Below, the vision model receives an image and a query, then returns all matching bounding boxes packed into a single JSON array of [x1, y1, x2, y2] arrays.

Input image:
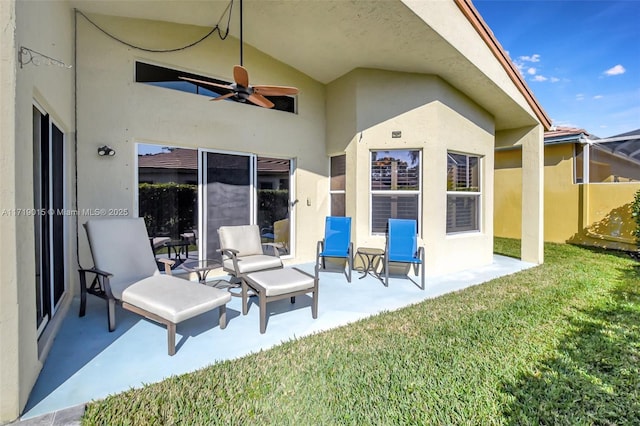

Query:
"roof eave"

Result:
[[454, 0, 552, 130]]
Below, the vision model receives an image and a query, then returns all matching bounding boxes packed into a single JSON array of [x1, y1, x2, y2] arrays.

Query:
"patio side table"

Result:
[[355, 247, 384, 279], [180, 259, 236, 291], [164, 240, 191, 267]]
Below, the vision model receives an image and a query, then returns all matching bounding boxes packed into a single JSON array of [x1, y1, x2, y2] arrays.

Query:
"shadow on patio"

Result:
[[22, 256, 535, 420]]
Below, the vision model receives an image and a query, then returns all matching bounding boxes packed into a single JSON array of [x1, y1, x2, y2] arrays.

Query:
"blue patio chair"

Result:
[[383, 219, 425, 290], [315, 216, 353, 282]]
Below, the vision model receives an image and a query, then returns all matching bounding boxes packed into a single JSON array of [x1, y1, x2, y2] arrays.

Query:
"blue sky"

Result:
[[474, 0, 639, 137]]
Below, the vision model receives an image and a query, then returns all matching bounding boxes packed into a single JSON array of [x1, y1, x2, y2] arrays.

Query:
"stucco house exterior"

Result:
[[495, 127, 640, 251], [0, 0, 550, 421]]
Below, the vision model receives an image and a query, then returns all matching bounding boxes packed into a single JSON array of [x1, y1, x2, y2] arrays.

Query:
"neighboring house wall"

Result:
[[543, 144, 581, 243], [569, 183, 640, 251], [495, 143, 640, 251], [1, 0, 75, 422], [493, 148, 522, 239]]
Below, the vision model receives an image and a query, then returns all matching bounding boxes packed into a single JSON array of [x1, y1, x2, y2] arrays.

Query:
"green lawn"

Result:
[[83, 239, 640, 425]]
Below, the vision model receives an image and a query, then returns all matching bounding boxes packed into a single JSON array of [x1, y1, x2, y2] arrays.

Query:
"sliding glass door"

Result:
[[138, 145, 293, 263], [33, 105, 66, 336]]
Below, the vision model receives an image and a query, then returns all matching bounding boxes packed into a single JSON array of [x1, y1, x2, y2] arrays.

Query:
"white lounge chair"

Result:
[[79, 218, 231, 355]]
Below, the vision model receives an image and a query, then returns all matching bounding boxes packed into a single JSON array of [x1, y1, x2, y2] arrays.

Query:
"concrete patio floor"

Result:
[[19, 255, 536, 423]]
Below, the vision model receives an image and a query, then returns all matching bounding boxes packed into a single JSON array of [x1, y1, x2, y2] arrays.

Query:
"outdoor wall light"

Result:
[[97, 145, 115, 157]]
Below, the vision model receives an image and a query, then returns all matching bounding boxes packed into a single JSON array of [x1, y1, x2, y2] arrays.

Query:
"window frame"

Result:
[[446, 151, 482, 235], [369, 149, 422, 235], [329, 154, 346, 217], [134, 61, 297, 114]]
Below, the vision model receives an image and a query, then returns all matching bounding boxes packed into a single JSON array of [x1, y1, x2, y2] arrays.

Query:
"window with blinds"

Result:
[[330, 155, 346, 216], [446, 152, 481, 233], [370, 150, 421, 234]]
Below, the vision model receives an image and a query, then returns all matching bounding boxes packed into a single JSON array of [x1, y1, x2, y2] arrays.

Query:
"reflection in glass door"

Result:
[[256, 157, 292, 254], [200, 151, 254, 260]]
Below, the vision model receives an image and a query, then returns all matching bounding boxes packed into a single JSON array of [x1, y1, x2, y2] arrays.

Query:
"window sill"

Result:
[[445, 230, 482, 239]]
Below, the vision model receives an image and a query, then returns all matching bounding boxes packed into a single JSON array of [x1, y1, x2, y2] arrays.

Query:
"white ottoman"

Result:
[[243, 267, 318, 333]]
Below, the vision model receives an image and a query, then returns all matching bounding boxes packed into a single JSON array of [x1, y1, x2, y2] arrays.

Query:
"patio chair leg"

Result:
[[219, 305, 227, 329], [242, 279, 249, 315], [312, 290, 318, 319], [384, 259, 389, 287], [419, 247, 426, 290], [107, 298, 116, 332], [259, 293, 267, 334], [167, 322, 176, 356], [79, 271, 87, 317]]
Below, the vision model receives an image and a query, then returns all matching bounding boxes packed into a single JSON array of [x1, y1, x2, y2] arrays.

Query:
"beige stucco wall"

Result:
[[0, 1, 19, 422], [492, 126, 545, 263], [75, 14, 328, 270], [328, 69, 495, 276], [1, 0, 75, 422]]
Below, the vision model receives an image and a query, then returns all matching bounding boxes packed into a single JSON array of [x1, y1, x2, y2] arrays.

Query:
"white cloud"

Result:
[[554, 120, 583, 129], [576, 93, 585, 101], [593, 95, 603, 100], [604, 64, 626, 76], [532, 75, 547, 82], [550, 77, 560, 83], [519, 54, 541, 63], [527, 67, 537, 75]]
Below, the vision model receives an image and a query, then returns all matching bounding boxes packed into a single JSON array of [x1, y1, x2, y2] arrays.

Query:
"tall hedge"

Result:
[[139, 184, 289, 238], [632, 189, 640, 248], [257, 189, 289, 230], [139, 183, 197, 238]]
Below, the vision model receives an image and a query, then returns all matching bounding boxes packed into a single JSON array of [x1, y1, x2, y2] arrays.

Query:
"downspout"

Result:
[[73, 9, 81, 269], [579, 135, 591, 232]]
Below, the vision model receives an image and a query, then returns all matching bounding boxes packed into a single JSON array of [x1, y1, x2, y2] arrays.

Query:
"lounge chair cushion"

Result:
[[151, 236, 170, 249], [85, 218, 161, 293], [223, 254, 283, 274], [218, 224, 264, 257], [246, 268, 315, 297], [122, 275, 231, 324]]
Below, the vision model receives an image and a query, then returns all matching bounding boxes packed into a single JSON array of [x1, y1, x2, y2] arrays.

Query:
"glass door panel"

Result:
[[200, 151, 254, 260], [256, 157, 292, 255], [137, 144, 199, 265]]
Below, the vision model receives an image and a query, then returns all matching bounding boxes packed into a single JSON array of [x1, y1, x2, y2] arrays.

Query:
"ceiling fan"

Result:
[[180, 0, 299, 108]]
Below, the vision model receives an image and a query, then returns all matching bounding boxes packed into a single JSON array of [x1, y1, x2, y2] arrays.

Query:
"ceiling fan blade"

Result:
[[253, 85, 299, 96], [179, 76, 233, 92], [248, 93, 275, 109], [233, 65, 250, 88], [210, 92, 236, 101]]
